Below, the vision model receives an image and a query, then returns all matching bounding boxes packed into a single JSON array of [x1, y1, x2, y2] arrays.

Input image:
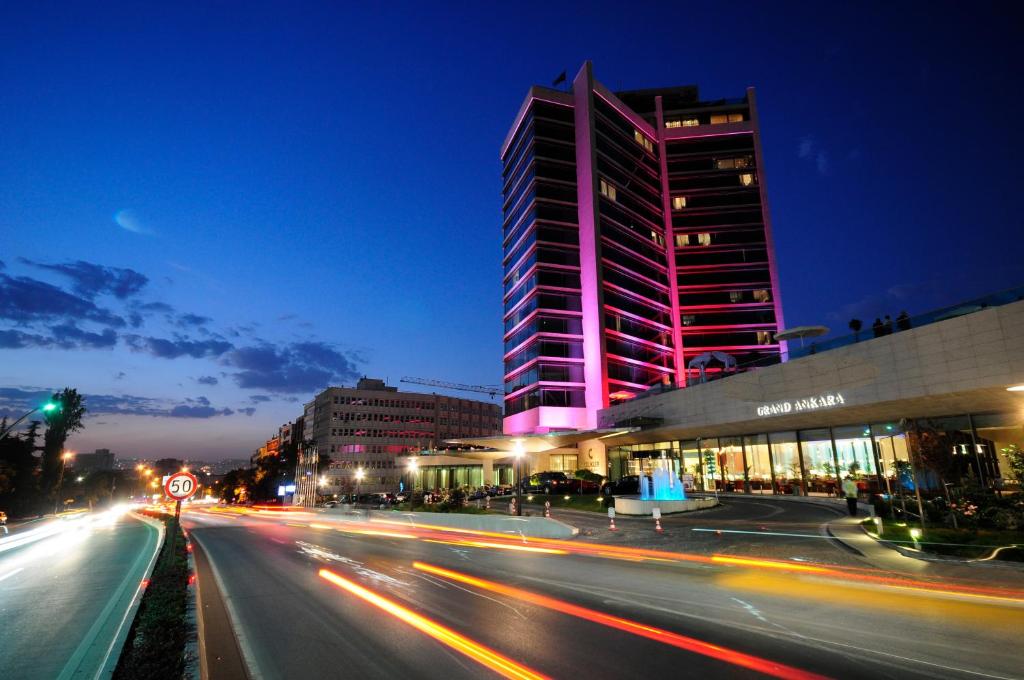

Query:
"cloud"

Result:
[[249, 394, 272, 403], [196, 375, 219, 385], [21, 259, 148, 300], [238, 407, 257, 416], [0, 329, 53, 349], [114, 209, 154, 235], [114, 372, 127, 380], [170, 405, 233, 418], [125, 334, 234, 359], [177, 313, 211, 327], [49, 323, 118, 349], [0, 273, 126, 327], [797, 136, 829, 176], [0, 386, 237, 420], [226, 341, 360, 393], [0, 324, 117, 350]]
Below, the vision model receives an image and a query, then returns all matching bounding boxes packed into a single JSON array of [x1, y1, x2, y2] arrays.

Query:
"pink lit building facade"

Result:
[[502, 62, 785, 436]]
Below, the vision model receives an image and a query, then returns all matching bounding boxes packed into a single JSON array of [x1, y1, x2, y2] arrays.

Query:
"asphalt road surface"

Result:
[[184, 501, 1024, 680], [0, 509, 161, 680]]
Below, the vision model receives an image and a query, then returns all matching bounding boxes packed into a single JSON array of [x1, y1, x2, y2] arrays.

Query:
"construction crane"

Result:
[[400, 376, 502, 400]]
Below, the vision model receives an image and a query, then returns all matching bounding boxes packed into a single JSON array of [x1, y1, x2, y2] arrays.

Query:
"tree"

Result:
[[0, 422, 42, 516], [1001, 444, 1024, 486], [40, 388, 86, 502], [848, 318, 863, 341]]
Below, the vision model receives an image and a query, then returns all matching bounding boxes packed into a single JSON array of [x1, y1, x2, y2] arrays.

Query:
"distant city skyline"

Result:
[[1, 2, 1020, 459]]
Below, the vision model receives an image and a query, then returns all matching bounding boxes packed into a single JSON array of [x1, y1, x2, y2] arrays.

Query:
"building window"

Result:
[[753, 289, 771, 303], [682, 315, 696, 326], [675, 233, 712, 247], [599, 178, 617, 202], [666, 118, 699, 128], [650, 229, 664, 247], [672, 196, 687, 210], [757, 331, 773, 345], [633, 129, 653, 152], [710, 113, 744, 125], [739, 173, 756, 187], [730, 290, 744, 303]]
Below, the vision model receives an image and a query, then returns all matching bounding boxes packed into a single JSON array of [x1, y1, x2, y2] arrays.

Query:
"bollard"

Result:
[[653, 507, 663, 532], [485, 495, 490, 511], [608, 506, 617, 531], [544, 500, 551, 518]]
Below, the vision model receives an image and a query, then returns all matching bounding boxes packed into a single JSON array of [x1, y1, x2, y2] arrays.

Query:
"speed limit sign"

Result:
[[164, 471, 199, 501]]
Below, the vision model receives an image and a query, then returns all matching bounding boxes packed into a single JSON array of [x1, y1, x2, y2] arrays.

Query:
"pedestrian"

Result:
[[841, 477, 859, 516], [883, 315, 893, 335], [896, 310, 911, 331], [871, 318, 883, 338]]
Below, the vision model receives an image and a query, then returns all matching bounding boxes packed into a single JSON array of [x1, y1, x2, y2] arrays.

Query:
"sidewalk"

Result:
[[825, 513, 1024, 587]]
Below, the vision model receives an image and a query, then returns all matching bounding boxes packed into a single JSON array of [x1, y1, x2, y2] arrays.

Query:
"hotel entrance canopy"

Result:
[[444, 428, 634, 455]]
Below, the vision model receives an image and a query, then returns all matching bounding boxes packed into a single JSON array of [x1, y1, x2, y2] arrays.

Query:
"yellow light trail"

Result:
[[422, 539, 569, 555], [412, 562, 830, 680], [318, 568, 549, 680]]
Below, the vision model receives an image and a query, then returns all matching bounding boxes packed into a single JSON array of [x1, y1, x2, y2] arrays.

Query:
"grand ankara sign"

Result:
[[757, 393, 846, 417]]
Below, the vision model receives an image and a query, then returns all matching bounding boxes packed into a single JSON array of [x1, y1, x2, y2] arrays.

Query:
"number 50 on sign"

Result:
[[164, 471, 198, 501]]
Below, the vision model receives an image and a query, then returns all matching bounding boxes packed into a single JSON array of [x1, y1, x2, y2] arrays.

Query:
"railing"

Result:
[[787, 284, 1024, 360]]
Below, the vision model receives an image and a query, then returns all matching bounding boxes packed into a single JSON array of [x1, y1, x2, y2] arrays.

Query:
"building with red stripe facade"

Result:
[[502, 62, 786, 436]]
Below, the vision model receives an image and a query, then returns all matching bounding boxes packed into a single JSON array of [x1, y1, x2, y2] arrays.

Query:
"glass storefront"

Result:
[[607, 412, 1023, 497]]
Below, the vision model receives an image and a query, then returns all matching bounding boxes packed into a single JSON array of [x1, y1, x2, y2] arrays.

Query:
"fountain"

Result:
[[638, 462, 687, 501], [615, 457, 716, 515]]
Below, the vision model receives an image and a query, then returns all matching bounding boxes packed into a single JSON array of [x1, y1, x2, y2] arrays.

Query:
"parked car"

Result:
[[601, 475, 640, 497], [0, 510, 7, 525], [520, 472, 577, 494]]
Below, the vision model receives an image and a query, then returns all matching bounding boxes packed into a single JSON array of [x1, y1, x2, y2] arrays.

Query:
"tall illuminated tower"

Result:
[[501, 62, 785, 435]]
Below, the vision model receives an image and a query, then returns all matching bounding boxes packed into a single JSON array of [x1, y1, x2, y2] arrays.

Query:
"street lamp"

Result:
[[407, 458, 419, 494], [513, 440, 525, 517], [0, 400, 60, 439], [54, 450, 74, 514], [355, 468, 365, 505]]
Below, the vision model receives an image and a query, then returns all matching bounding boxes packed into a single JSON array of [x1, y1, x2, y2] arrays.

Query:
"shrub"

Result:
[[113, 516, 189, 680]]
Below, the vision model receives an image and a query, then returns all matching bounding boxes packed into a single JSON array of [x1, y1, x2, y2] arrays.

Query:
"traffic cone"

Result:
[[544, 501, 551, 518], [609, 517, 617, 531], [655, 517, 663, 532]]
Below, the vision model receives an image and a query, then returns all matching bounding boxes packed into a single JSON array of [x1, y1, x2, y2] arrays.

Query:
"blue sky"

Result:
[[1, 1, 1020, 459]]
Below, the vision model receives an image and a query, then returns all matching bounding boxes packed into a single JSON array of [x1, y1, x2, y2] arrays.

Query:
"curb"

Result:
[[93, 512, 165, 679]]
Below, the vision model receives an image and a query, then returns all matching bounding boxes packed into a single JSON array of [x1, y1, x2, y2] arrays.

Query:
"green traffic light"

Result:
[[42, 402, 59, 413]]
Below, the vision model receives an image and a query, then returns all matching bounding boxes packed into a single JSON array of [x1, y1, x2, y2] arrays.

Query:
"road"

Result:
[[184, 501, 1024, 680], [0, 509, 161, 680]]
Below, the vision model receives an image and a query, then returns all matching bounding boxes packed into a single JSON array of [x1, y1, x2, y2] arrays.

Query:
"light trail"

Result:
[[318, 568, 549, 680], [422, 539, 569, 555], [218, 511, 1024, 601], [412, 562, 830, 680], [692, 527, 830, 540]]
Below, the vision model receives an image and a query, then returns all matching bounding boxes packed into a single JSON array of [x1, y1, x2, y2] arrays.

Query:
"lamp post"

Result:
[[513, 440, 525, 517], [0, 401, 59, 440], [53, 450, 74, 514], [407, 458, 419, 496]]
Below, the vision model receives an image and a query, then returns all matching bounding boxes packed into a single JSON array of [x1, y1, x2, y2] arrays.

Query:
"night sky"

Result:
[[1, 2, 1020, 460]]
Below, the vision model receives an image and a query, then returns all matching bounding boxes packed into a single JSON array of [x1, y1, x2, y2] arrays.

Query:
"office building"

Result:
[[71, 448, 116, 472], [502, 62, 785, 437], [309, 378, 502, 493]]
